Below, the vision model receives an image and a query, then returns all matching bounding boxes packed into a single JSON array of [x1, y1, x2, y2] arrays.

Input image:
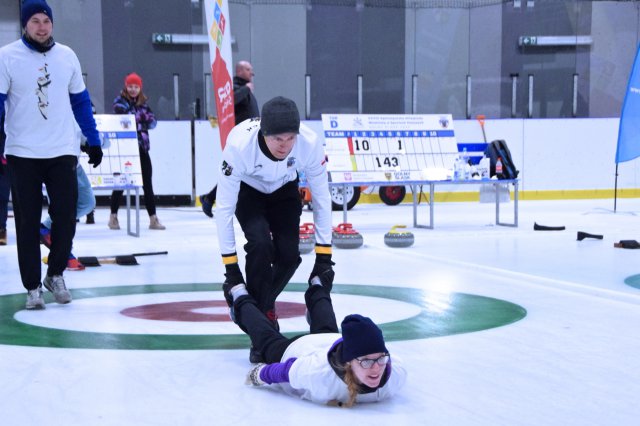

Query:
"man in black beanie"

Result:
[[215, 96, 333, 362], [0, 0, 102, 309]]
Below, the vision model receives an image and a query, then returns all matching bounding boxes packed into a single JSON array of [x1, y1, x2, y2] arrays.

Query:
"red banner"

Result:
[[212, 49, 235, 149]]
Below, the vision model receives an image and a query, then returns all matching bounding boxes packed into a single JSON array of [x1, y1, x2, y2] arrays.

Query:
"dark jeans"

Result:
[[235, 180, 302, 314], [7, 155, 77, 290], [235, 284, 339, 363], [111, 145, 156, 216]]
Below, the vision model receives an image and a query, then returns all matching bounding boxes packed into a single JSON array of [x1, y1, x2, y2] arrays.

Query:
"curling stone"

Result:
[[332, 223, 364, 249], [384, 225, 414, 248], [299, 223, 316, 254]]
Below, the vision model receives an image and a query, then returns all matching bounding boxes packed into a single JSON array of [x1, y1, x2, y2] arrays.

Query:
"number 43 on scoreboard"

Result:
[[321, 114, 459, 184]]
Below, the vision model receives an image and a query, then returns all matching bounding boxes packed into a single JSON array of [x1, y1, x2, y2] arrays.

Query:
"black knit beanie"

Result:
[[340, 314, 388, 363], [260, 96, 300, 136]]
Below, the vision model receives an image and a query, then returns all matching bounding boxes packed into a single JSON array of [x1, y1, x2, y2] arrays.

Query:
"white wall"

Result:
[[455, 117, 638, 193], [193, 120, 222, 196], [148, 121, 193, 195]]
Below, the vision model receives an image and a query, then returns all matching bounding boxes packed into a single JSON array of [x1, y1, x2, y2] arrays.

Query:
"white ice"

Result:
[[1, 197, 639, 426]]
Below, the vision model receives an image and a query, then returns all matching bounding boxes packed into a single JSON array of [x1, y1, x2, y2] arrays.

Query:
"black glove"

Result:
[[223, 263, 245, 307], [87, 145, 103, 168], [80, 143, 89, 154], [309, 253, 335, 290]]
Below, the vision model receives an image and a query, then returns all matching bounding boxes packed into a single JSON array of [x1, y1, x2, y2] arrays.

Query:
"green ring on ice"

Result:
[[0, 283, 526, 350]]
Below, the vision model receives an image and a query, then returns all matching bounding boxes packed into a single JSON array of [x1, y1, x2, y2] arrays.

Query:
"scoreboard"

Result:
[[79, 114, 143, 187], [321, 114, 458, 183]]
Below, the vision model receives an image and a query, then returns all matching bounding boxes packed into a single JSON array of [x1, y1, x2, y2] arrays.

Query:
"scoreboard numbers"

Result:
[[321, 114, 458, 183]]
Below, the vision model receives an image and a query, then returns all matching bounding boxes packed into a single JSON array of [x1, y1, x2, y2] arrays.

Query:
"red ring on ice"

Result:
[[120, 300, 306, 322]]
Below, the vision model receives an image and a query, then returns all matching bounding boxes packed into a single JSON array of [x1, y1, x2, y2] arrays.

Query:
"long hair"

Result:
[[120, 88, 148, 107], [327, 362, 359, 408]]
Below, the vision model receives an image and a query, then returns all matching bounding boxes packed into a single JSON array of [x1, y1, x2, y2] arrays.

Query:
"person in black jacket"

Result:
[[199, 61, 259, 218]]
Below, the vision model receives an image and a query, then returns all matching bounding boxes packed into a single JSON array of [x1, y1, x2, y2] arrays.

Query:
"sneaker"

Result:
[[108, 214, 120, 230], [66, 255, 85, 271], [43, 275, 72, 304], [26, 287, 46, 310], [39, 224, 52, 248], [86, 210, 95, 224], [200, 194, 213, 218], [0, 228, 6, 246]]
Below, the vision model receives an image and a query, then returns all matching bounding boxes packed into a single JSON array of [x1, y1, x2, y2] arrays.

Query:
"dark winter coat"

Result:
[[233, 76, 259, 125], [112, 94, 157, 152]]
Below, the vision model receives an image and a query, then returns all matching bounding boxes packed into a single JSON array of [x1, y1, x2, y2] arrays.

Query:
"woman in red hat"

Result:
[[109, 72, 165, 230]]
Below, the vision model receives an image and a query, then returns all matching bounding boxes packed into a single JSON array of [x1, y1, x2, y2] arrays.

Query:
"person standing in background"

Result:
[[0, 0, 103, 309], [108, 72, 165, 231], [199, 60, 260, 218], [232, 61, 260, 123]]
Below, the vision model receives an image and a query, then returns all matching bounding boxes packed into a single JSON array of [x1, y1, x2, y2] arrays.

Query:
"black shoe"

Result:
[[249, 346, 264, 364], [200, 195, 213, 218], [577, 231, 603, 241], [86, 211, 95, 224], [614, 240, 640, 249], [533, 222, 565, 231]]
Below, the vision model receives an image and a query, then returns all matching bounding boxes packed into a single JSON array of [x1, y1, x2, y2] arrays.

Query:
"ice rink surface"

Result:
[[1, 196, 639, 425]]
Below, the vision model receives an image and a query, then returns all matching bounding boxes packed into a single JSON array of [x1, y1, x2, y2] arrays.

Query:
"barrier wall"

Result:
[[139, 117, 639, 203]]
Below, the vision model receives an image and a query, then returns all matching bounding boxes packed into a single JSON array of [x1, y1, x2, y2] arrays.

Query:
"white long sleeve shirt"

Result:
[[215, 118, 332, 259], [0, 39, 85, 158]]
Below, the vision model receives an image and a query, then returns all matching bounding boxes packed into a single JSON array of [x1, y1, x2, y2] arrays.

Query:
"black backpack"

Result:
[[484, 139, 519, 180]]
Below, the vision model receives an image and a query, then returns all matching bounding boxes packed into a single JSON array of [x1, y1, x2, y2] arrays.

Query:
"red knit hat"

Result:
[[125, 72, 142, 88]]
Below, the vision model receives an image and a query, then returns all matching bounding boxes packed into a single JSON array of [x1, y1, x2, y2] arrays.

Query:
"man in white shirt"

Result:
[[215, 96, 334, 362], [0, 0, 103, 310]]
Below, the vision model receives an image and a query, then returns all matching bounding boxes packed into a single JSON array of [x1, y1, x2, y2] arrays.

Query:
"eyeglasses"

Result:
[[355, 354, 390, 369]]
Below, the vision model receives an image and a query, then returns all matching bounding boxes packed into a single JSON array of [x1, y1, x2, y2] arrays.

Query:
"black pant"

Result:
[[7, 155, 77, 290], [0, 168, 10, 229], [204, 185, 217, 204], [235, 180, 302, 315], [111, 146, 156, 216], [235, 284, 339, 363]]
